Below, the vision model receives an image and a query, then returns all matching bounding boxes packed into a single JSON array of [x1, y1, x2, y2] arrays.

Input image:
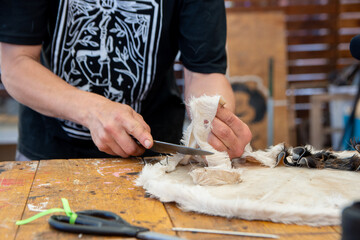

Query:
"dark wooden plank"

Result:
[[288, 81, 328, 88], [288, 50, 335, 60], [286, 0, 338, 5], [0, 161, 38, 240], [287, 80, 329, 86], [287, 19, 337, 30], [285, 5, 338, 15], [287, 35, 338, 45], [341, 3, 360, 13], [226, 6, 282, 13], [339, 34, 357, 44], [227, 3, 338, 14], [289, 65, 334, 74], [227, 6, 337, 14], [339, 18, 360, 28], [339, 50, 354, 58], [15, 159, 177, 240]]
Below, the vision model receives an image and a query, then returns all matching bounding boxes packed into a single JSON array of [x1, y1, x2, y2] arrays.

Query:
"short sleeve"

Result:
[[178, 0, 227, 74], [0, 0, 49, 45]]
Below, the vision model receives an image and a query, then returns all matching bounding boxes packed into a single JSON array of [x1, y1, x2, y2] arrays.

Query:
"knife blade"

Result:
[[150, 140, 213, 156]]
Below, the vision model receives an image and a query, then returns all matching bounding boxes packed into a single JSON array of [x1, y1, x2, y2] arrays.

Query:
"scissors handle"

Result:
[[49, 210, 185, 239], [76, 210, 129, 225], [49, 213, 148, 237]]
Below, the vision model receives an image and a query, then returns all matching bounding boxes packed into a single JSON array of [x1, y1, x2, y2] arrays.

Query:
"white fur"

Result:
[[136, 163, 360, 226], [180, 95, 231, 168], [163, 95, 242, 185], [240, 143, 284, 167]]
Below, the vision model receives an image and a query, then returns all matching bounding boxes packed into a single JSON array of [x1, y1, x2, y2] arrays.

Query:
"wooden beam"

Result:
[[288, 65, 334, 74], [288, 50, 335, 60], [287, 35, 338, 45]]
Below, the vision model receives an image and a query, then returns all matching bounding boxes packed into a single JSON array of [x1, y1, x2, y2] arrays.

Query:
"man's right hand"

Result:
[[85, 98, 153, 157]]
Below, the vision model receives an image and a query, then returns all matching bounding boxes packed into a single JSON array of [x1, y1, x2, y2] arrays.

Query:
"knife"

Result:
[[150, 140, 213, 156]]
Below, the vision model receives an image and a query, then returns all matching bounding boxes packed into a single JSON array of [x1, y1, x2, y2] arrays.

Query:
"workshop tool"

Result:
[[172, 227, 279, 239], [49, 210, 184, 240], [267, 57, 274, 147], [132, 136, 214, 156], [150, 140, 213, 155], [16, 198, 184, 240]]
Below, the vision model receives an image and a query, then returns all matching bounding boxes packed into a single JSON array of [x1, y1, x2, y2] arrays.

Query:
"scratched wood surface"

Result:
[[0, 161, 38, 240], [8, 159, 343, 239], [165, 203, 341, 240], [15, 158, 177, 240]]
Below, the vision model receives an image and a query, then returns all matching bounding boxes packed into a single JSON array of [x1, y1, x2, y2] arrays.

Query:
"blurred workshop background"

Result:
[[1, 0, 360, 161]]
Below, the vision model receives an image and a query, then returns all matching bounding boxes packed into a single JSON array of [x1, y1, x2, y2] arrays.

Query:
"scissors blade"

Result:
[[151, 140, 213, 156], [137, 231, 185, 240]]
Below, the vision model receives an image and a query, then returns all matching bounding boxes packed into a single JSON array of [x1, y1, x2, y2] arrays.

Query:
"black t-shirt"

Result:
[[0, 0, 227, 160]]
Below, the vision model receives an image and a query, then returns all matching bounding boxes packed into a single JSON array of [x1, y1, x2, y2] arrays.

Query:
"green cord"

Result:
[[16, 198, 78, 225], [61, 198, 78, 224], [15, 208, 65, 225]]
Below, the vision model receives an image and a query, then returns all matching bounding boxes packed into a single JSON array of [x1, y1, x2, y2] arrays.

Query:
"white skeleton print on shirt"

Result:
[[51, 0, 162, 139]]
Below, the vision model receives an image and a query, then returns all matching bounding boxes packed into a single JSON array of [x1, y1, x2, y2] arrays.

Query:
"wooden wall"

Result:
[[226, 0, 360, 145], [226, 12, 289, 149]]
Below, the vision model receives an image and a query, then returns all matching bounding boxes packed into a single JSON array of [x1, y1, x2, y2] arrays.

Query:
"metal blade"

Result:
[[172, 228, 279, 239], [151, 140, 213, 156], [137, 231, 185, 240]]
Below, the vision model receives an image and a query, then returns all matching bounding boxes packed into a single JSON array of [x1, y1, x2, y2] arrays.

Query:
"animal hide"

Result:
[[162, 95, 242, 185], [136, 95, 360, 226], [136, 158, 360, 226]]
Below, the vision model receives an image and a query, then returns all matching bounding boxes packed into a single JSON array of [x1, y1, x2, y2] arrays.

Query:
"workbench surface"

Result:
[[0, 158, 341, 240]]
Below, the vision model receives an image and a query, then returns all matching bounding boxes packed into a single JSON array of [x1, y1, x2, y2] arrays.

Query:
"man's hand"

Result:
[[85, 99, 153, 158], [208, 106, 252, 159]]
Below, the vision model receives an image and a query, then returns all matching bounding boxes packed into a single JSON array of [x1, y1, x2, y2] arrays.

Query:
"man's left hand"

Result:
[[207, 106, 252, 159]]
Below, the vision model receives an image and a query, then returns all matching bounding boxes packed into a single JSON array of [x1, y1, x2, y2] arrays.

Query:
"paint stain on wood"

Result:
[[1, 179, 25, 186]]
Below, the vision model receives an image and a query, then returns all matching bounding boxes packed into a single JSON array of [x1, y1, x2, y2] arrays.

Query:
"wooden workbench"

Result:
[[0, 158, 341, 240]]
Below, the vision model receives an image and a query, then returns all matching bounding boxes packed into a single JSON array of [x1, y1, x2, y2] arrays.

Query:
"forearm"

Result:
[[184, 68, 235, 112], [1, 43, 106, 127], [1, 43, 153, 157]]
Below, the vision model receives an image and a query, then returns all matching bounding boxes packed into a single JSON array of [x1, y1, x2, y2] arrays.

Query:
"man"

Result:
[[0, 0, 251, 160]]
